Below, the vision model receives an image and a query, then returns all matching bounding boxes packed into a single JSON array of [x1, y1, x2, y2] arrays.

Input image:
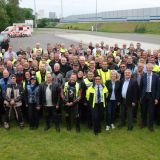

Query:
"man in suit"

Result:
[[120, 69, 138, 130], [140, 63, 159, 131]]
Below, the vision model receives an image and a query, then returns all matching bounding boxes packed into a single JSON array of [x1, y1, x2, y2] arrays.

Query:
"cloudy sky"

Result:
[[20, 0, 160, 18]]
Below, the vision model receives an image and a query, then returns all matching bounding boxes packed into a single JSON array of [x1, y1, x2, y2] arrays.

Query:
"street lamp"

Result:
[[95, 0, 98, 32], [34, 0, 37, 28], [61, 0, 63, 19]]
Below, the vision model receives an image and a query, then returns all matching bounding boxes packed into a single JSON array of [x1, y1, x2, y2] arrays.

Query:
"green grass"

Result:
[[0, 122, 160, 160], [56, 22, 160, 34]]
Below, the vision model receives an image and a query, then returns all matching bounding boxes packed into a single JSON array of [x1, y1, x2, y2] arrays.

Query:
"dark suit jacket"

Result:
[[105, 80, 121, 102], [140, 72, 159, 100], [120, 78, 138, 106]]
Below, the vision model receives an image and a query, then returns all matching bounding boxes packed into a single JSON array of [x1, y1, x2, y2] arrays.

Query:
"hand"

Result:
[[117, 102, 120, 106], [36, 106, 40, 110], [66, 102, 70, 106], [10, 100, 15, 106], [155, 99, 158, 105], [68, 102, 73, 107], [132, 103, 136, 107], [56, 105, 59, 109]]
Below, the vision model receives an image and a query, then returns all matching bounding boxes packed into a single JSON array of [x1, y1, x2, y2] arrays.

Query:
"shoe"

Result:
[[4, 122, 10, 130], [149, 127, 154, 132], [106, 125, 110, 131], [111, 124, 115, 129], [128, 126, 133, 131], [44, 126, 50, 131]]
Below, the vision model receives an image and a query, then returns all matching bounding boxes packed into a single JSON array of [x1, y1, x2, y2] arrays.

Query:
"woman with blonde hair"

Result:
[[105, 70, 121, 131]]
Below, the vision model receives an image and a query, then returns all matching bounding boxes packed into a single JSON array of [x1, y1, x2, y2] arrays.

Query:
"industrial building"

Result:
[[60, 7, 160, 23]]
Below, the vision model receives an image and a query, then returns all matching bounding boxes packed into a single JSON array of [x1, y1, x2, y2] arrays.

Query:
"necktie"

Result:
[[147, 74, 151, 92], [97, 85, 101, 103]]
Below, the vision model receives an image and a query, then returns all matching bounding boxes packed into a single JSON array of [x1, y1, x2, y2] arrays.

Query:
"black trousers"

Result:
[[91, 103, 103, 134], [141, 93, 155, 128], [28, 104, 39, 128], [5, 106, 24, 126], [65, 103, 80, 129], [44, 106, 60, 128], [120, 99, 133, 129]]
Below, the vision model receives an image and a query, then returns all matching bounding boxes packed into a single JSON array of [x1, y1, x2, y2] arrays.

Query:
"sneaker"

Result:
[[106, 125, 110, 131], [111, 124, 115, 129], [4, 122, 10, 129]]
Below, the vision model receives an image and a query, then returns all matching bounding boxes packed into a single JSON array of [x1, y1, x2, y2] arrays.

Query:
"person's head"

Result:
[[69, 73, 77, 83], [146, 63, 153, 73], [86, 48, 91, 55], [77, 71, 83, 78], [11, 74, 16, 84], [136, 43, 141, 49], [23, 61, 29, 69], [30, 76, 37, 85], [35, 42, 40, 49], [89, 60, 95, 69], [107, 55, 114, 63], [46, 73, 52, 84], [6, 60, 12, 68], [124, 69, 132, 80], [119, 63, 126, 73], [54, 53, 60, 61], [3, 69, 9, 78], [110, 70, 119, 81], [17, 64, 23, 72], [61, 57, 67, 65], [79, 56, 85, 66], [158, 53, 160, 60], [26, 47, 31, 53], [137, 63, 144, 72], [25, 71, 30, 80], [87, 71, 94, 80], [72, 62, 79, 71], [122, 43, 127, 49], [95, 75, 102, 85], [8, 46, 13, 53], [127, 56, 133, 64], [115, 56, 120, 64], [149, 57, 155, 64], [40, 63, 46, 72], [54, 63, 60, 72], [102, 61, 108, 70]]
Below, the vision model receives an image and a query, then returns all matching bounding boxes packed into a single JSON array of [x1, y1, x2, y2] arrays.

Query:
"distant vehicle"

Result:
[[2, 25, 32, 38]]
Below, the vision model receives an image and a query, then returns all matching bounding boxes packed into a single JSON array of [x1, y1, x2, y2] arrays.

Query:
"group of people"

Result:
[[0, 40, 160, 135]]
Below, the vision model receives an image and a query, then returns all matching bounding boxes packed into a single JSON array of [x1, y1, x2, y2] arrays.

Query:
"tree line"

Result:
[[0, 0, 34, 31]]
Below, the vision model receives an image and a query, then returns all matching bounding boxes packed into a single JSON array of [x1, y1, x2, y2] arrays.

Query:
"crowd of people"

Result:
[[0, 40, 160, 135]]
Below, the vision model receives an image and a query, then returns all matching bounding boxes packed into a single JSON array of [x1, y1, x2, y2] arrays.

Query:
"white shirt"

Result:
[[146, 72, 152, 93], [110, 81, 116, 100], [122, 79, 130, 99], [46, 84, 53, 106]]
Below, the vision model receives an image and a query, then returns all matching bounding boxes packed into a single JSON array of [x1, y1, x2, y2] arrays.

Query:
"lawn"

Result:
[[0, 122, 160, 160], [56, 22, 160, 34]]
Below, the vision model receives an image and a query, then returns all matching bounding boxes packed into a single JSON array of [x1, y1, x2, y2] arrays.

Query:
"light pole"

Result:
[[34, 0, 37, 28], [95, 0, 98, 32], [61, 0, 63, 19]]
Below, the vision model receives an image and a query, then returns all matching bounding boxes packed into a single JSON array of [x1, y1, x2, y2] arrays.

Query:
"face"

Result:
[[11, 76, 16, 84], [25, 72, 30, 79], [88, 72, 94, 80], [73, 65, 79, 71], [46, 74, 52, 83], [3, 70, 9, 78], [78, 71, 83, 78], [79, 58, 85, 65], [124, 70, 132, 79], [54, 65, 60, 72], [40, 64, 46, 71], [102, 62, 108, 69], [137, 64, 144, 72], [70, 75, 77, 83], [146, 64, 153, 73], [95, 76, 101, 85], [31, 79, 36, 84], [111, 72, 117, 80], [89, 61, 95, 69]]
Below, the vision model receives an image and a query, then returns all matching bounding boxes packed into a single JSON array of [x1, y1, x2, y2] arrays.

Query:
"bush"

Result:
[[134, 24, 146, 33]]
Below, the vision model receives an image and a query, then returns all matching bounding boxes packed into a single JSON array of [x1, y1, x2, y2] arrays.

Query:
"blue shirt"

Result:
[[122, 79, 130, 99], [94, 84, 103, 103]]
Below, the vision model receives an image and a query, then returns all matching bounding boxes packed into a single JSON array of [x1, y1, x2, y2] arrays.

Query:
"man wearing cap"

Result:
[[65, 62, 80, 82], [25, 76, 39, 130], [4, 74, 24, 129]]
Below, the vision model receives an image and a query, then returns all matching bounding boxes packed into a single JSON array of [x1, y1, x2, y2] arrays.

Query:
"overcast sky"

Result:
[[20, 0, 160, 18]]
